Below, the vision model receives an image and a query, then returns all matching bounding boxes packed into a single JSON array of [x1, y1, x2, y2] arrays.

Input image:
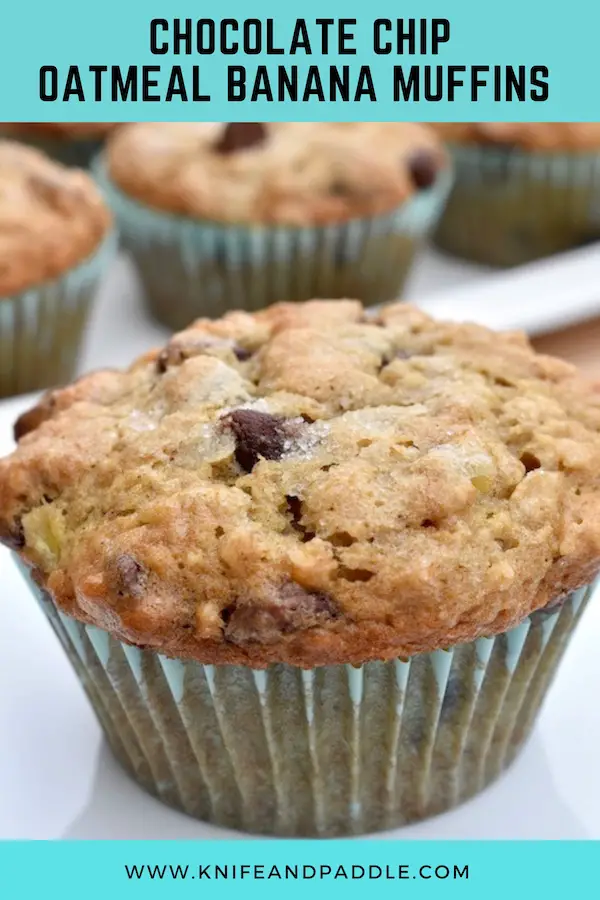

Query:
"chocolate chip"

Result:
[[286, 494, 303, 526], [220, 409, 293, 472], [113, 554, 147, 600], [222, 582, 338, 645], [14, 393, 57, 441], [0, 518, 24, 550], [156, 349, 171, 374], [214, 123, 266, 155], [407, 150, 439, 190], [233, 345, 253, 362], [520, 451, 541, 473], [329, 178, 351, 197]]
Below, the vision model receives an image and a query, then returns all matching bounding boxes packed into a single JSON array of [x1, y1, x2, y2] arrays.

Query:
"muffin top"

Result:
[[1, 123, 116, 140], [0, 141, 111, 296], [105, 122, 448, 225], [2, 299, 600, 668], [433, 122, 600, 152]]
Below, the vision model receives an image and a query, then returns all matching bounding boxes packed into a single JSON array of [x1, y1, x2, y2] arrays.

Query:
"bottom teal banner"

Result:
[[0, 841, 597, 899]]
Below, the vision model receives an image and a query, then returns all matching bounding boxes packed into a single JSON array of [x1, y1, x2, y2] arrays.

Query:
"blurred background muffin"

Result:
[[0, 141, 114, 397], [432, 123, 600, 267], [95, 122, 452, 331], [0, 123, 117, 168]]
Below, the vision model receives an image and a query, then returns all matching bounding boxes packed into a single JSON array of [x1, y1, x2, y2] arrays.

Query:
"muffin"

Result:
[[2, 299, 598, 836], [96, 122, 452, 330], [0, 141, 114, 397], [432, 123, 600, 267], [0, 123, 116, 168]]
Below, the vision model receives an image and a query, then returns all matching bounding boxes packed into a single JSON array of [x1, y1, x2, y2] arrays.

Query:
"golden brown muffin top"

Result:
[[105, 122, 448, 225], [1, 123, 116, 140], [432, 123, 600, 152], [2, 300, 600, 668], [0, 141, 111, 296]]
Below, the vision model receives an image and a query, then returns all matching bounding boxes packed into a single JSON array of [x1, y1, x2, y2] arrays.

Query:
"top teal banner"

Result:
[[0, 0, 596, 121]]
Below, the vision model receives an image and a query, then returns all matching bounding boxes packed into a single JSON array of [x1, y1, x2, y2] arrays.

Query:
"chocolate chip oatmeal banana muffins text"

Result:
[[2, 300, 598, 835], [432, 122, 600, 267], [96, 122, 452, 329], [0, 141, 113, 397]]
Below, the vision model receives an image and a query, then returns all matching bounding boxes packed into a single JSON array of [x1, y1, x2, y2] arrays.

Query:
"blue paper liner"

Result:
[[0, 232, 115, 398], [434, 141, 600, 267], [94, 157, 453, 331], [17, 562, 594, 837]]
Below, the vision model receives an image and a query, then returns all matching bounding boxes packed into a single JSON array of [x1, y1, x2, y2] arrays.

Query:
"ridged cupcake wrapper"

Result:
[[0, 131, 106, 169], [94, 158, 453, 332], [434, 143, 600, 267], [0, 232, 115, 398], [21, 567, 593, 838]]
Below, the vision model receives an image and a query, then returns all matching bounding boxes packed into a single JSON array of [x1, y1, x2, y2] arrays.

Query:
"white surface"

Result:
[[77, 242, 600, 378], [2, 246, 600, 839]]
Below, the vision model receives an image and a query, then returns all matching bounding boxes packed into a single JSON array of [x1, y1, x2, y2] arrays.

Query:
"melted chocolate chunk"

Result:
[[14, 393, 57, 441], [113, 554, 147, 600], [0, 518, 25, 550], [520, 451, 541, 473], [223, 583, 338, 645], [233, 345, 253, 362], [407, 150, 439, 190], [221, 409, 293, 472], [328, 178, 352, 197], [214, 123, 266, 155]]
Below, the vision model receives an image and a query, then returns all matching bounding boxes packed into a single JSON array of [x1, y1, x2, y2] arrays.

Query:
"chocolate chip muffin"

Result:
[[0, 122, 117, 168], [432, 123, 600, 267], [0, 141, 114, 397], [3, 299, 598, 835], [96, 122, 452, 329]]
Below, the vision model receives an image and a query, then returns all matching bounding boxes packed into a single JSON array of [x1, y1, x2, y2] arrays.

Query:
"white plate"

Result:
[[76, 243, 600, 379], [1, 388, 600, 839]]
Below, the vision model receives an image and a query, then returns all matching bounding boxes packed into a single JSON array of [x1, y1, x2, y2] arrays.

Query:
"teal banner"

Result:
[[0, 0, 596, 120], [0, 841, 598, 898]]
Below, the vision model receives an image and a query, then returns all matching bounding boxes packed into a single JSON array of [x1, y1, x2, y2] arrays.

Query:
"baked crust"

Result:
[[2, 300, 600, 668], [105, 122, 447, 225], [0, 141, 111, 295], [431, 123, 600, 152]]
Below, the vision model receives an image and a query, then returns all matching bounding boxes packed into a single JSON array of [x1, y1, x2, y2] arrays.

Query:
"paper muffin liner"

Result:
[[0, 233, 115, 398], [433, 142, 600, 267], [0, 129, 107, 169], [94, 157, 453, 332], [19, 562, 593, 837]]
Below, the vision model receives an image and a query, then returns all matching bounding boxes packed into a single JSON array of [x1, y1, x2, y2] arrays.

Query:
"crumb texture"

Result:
[[432, 122, 600, 152], [106, 122, 447, 225], [0, 141, 111, 295], [2, 300, 600, 667]]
